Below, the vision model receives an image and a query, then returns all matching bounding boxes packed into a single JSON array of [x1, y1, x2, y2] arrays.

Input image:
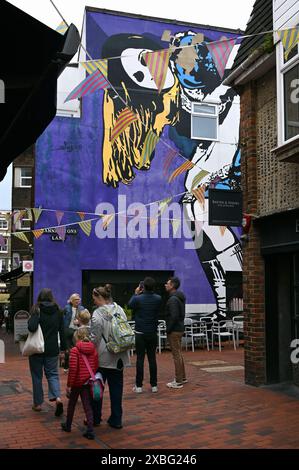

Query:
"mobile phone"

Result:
[[139, 281, 144, 288]]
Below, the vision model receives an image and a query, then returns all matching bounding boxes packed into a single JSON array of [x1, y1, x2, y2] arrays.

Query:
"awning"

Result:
[[0, 0, 80, 181], [0, 266, 23, 282]]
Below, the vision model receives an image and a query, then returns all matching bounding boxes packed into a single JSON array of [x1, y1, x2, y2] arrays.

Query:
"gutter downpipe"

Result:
[[223, 48, 264, 87]]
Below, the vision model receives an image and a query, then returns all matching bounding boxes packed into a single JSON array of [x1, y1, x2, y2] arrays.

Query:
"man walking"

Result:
[[165, 277, 187, 389], [128, 277, 161, 393]]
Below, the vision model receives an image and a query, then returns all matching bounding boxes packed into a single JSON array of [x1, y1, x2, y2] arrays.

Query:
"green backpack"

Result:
[[103, 304, 135, 354]]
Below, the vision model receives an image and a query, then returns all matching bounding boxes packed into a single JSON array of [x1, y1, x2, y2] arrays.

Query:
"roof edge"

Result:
[[84, 6, 243, 35]]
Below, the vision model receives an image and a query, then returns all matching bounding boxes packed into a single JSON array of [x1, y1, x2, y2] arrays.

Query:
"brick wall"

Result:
[[240, 81, 266, 386]]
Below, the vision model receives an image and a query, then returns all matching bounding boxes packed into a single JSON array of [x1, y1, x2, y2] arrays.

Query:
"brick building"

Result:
[[226, 0, 299, 386]]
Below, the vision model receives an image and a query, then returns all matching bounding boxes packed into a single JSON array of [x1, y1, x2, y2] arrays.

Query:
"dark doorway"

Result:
[[82, 270, 174, 318]]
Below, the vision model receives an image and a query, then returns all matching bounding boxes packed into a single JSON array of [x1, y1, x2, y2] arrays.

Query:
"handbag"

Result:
[[81, 353, 104, 402], [22, 310, 45, 356]]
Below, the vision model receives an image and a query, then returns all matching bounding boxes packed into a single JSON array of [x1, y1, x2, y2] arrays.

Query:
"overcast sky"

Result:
[[0, 0, 255, 210]]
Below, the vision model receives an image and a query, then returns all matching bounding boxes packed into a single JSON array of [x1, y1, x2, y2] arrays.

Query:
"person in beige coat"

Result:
[[90, 285, 130, 429]]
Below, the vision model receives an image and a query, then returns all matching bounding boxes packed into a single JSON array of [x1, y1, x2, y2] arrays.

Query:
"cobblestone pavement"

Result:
[[1, 329, 299, 449]]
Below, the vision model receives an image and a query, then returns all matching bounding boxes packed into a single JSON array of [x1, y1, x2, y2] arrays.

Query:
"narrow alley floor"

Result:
[[0, 329, 299, 449]]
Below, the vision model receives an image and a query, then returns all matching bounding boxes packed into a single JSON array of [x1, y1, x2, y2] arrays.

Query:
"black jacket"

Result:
[[128, 292, 162, 333], [28, 301, 66, 356], [165, 291, 186, 334]]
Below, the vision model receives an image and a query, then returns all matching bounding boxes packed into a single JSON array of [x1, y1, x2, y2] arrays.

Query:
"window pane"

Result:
[[0, 219, 8, 229], [193, 103, 216, 115], [192, 115, 217, 139], [21, 168, 32, 177], [284, 64, 299, 140]]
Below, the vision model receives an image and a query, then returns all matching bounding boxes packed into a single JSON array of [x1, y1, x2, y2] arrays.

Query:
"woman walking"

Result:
[[62, 293, 85, 371], [90, 285, 130, 429], [28, 288, 66, 416]]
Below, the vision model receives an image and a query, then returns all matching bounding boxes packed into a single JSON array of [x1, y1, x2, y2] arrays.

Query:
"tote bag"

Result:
[[22, 324, 45, 356]]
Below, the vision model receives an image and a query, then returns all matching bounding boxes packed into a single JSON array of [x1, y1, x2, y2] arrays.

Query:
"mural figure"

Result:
[[101, 30, 242, 319]]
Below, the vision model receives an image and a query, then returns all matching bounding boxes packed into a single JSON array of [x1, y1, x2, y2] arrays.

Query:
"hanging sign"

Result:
[[208, 189, 242, 226]]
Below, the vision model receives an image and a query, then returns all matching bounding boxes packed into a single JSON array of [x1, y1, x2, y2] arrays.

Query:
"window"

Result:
[[0, 237, 8, 252], [0, 218, 8, 230], [16, 218, 31, 231], [191, 102, 219, 141], [15, 167, 32, 188]]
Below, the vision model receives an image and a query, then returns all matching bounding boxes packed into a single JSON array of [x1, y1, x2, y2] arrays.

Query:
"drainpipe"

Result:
[[223, 48, 264, 87]]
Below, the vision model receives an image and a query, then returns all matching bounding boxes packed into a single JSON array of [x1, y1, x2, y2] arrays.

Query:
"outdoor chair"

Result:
[[157, 320, 167, 354], [212, 320, 236, 351], [184, 317, 209, 352]]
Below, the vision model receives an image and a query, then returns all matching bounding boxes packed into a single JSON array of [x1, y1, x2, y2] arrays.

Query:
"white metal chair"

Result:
[[184, 318, 209, 352], [212, 320, 236, 351], [232, 315, 244, 347], [128, 321, 135, 356], [199, 316, 213, 347], [157, 320, 167, 354]]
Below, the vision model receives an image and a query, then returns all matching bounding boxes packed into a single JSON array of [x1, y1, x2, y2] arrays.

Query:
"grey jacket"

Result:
[[90, 303, 130, 369]]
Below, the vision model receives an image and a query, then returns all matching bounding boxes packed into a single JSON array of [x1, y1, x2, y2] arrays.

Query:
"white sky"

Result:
[[0, 0, 255, 210]]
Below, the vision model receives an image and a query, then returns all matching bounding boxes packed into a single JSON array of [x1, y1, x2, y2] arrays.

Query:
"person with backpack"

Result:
[[128, 277, 162, 393], [90, 285, 131, 429], [165, 277, 187, 389], [61, 327, 98, 440]]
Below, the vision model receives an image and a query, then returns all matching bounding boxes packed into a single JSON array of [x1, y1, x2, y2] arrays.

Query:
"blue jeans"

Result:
[[92, 365, 123, 427], [29, 355, 61, 406]]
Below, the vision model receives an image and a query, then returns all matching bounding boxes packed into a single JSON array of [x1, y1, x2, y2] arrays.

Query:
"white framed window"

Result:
[[14, 167, 32, 188], [277, 40, 299, 145], [191, 102, 219, 141], [16, 218, 31, 231], [0, 237, 8, 252], [0, 218, 8, 230]]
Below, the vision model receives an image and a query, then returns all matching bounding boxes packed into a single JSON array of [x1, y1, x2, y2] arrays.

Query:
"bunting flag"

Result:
[[77, 212, 85, 221], [81, 59, 108, 77], [56, 211, 64, 225], [65, 68, 110, 103], [56, 21, 68, 35], [143, 49, 170, 93], [0, 235, 5, 248], [163, 148, 178, 177], [168, 160, 194, 183], [140, 131, 160, 166], [102, 214, 114, 230], [191, 169, 210, 189], [12, 232, 29, 244], [56, 226, 66, 241], [192, 186, 206, 206], [14, 210, 26, 223], [78, 220, 92, 236], [26, 209, 33, 221], [158, 197, 172, 216], [110, 109, 138, 143], [206, 38, 236, 78], [32, 229, 44, 239], [32, 208, 42, 223], [277, 26, 299, 59], [219, 226, 227, 236], [171, 219, 181, 235]]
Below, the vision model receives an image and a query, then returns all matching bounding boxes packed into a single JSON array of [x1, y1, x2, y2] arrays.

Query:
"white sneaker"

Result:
[[151, 386, 158, 393], [132, 385, 142, 393], [182, 379, 188, 384], [166, 381, 183, 389]]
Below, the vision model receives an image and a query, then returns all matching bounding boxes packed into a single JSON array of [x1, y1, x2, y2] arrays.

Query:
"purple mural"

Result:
[[34, 9, 242, 317]]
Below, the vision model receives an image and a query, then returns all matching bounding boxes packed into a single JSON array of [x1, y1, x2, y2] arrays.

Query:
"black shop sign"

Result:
[[208, 189, 242, 226]]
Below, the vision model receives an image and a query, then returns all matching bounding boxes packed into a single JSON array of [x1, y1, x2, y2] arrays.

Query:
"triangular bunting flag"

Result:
[[77, 212, 85, 221], [65, 68, 110, 103], [81, 59, 108, 77], [110, 109, 138, 143], [32, 229, 44, 239], [26, 209, 33, 221], [56, 211, 64, 225], [163, 148, 178, 176], [158, 197, 172, 215], [0, 235, 5, 248], [13, 232, 29, 244], [79, 220, 92, 236], [168, 160, 194, 183], [32, 208, 42, 223], [219, 226, 227, 236], [102, 214, 114, 230], [277, 26, 299, 59], [56, 226, 66, 241], [171, 219, 181, 235], [206, 38, 236, 78], [56, 21, 68, 35], [192, 186, 206, 206], [143, 49, 170, 93], [140, 131, 160, 166], [191, 170, 210, 189], [15, 209, 26, 223]]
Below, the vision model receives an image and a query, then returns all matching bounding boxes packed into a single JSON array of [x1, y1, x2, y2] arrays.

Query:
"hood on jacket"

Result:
[[39, 301, 58, 314], [75, 340, 96, 356], [170, 291, 186, 303]]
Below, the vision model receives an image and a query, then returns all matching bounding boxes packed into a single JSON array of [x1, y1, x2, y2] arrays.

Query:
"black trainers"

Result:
[[55, 401, 63, 417], [83, 431, 95, 440], [61, 422, 71, 432]]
